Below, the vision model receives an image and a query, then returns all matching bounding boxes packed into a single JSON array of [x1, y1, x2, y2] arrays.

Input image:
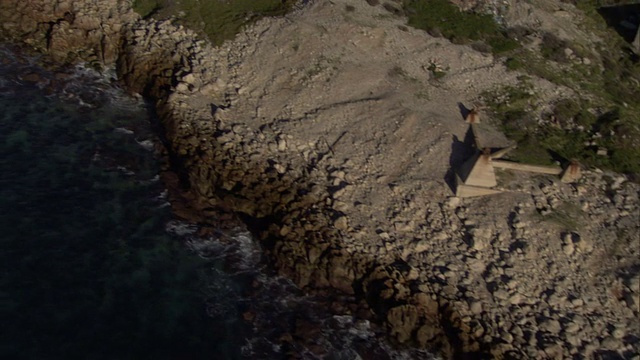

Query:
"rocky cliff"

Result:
[[2, 1, 638, 359]]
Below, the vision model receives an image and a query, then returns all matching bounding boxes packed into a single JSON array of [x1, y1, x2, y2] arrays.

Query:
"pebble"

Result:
[[539, 319, 562, 334], [544, 343, 564, 359], [493, 289, 509, 302], [575, 239, 593, 253], [612, 327, 625, 339], [600, 336, 622, 350], [464, 219, 477, 227], [500, 329, 514, 343], [334, 216, 348, 231], [509, 293, 523, 305], [548, 294, 567, 308], [562, 243, 574, 255], [564, 322, 580, 334], [511, 325, 524, 339], [183, 72, 196, 84], [176, 82, 189, 92], [470, 301, 483, 315], [445, 197, 461, 209], [277, 136, 287, 151], [570, 298, 583, 307]]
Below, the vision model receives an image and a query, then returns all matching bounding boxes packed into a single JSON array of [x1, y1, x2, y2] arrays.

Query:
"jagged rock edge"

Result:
[[113, 14, 476, 360], [0, 1, 499, 358]]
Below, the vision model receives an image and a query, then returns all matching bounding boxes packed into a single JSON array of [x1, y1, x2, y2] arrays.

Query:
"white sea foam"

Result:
[[114, 127, 135, 135], [181, 224, 441, 359], [164, 219, 198, 236], [135, 139, 155, 151]]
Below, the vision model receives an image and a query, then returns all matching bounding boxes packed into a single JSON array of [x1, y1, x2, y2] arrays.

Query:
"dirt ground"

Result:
[[2, 0, 638, 357], [197, 0, 639, 357]]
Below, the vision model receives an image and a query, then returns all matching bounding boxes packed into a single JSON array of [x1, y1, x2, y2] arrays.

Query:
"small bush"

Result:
[[553, 99, 582, 126], [471, 41, 492, 54], [505, 57, 524, 70], [132, 0, 160, 18], [540, 32, 571, 63], [487, 35, 521, 54]]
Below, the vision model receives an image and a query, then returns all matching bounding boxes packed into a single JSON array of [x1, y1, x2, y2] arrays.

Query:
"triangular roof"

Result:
[[457, 153, 497, 188]]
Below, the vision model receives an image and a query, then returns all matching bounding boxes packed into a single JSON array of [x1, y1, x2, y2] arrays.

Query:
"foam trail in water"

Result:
[[181, 224, 440, 359]]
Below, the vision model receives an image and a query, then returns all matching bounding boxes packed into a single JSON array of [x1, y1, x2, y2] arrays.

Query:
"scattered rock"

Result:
[[3, 1, 637, 359], [539, 319, 562, 334]]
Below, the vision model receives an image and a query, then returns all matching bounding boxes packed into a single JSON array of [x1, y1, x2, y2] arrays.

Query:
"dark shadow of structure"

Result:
[[445, 127, 477, 193], [457, 102, 472, 122]]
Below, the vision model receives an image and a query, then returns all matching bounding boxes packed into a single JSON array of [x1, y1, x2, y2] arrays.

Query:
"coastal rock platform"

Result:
[[2, 0, 638, 358]]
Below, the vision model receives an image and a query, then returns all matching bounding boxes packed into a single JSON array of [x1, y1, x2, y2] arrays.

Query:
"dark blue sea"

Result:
[[0, 45, 436, 360]]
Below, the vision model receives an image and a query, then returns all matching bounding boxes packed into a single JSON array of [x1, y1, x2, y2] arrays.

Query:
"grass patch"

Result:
[[132, 0, 161, 18], [402, 0, 520, 54], [542, 201, 584, 231], [131, 0, 640, 177], [131, 0, 296, 46], [389, 65, 420, 83], [485, 77, 640, 174], [480, 2, 640, 177], [179, 0, 295, 45]]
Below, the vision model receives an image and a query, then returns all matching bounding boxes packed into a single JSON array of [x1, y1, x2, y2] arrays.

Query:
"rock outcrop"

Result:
[[116, 17, 458, 356], [0, 0, 137, 65], [1, 0, 638, 359]]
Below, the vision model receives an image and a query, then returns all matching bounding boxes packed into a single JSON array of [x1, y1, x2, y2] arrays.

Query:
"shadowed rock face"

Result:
[[115, 18, 458, 357], [4, 1, 638, 359], [0, 1, 460, 358], [597, 4, 640, 44]]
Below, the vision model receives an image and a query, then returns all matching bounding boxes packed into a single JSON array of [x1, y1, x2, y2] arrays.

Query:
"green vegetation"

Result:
[[483, 74, 640, 175], [130, 0, 640, 177], [132, 0, 160, 18], [132, 0, 296, 45], [399, 0, 640, 177], [389, 64, 420, 83], [402, 0, 520, 54], [426, 61, 448, 80], [542, 201, 585, 231]]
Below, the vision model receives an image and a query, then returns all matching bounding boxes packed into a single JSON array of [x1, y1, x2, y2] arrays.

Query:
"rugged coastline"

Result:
[[2, 1, 638, 359]]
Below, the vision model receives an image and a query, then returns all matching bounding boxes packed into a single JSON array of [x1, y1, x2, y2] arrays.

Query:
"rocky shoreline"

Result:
[[2, 1, 638, 359], [115, 14, 457, 356]]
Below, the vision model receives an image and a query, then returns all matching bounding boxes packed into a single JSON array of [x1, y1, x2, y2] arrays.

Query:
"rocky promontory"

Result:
[[2, 0, 638, 358]]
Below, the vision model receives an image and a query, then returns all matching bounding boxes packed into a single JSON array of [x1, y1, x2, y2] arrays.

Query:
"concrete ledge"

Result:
[[455, 174, 502, 198], [492, 160, 562, 175]]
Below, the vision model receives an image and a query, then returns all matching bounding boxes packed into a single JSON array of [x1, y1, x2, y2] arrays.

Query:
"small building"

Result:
[[454, 123, 579, 198]]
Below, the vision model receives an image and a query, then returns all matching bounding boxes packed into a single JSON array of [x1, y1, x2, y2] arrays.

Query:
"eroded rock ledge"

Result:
[[0, 0, 459, 357], [116, 15, 457, 358], [3, 1, 638, 359]]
